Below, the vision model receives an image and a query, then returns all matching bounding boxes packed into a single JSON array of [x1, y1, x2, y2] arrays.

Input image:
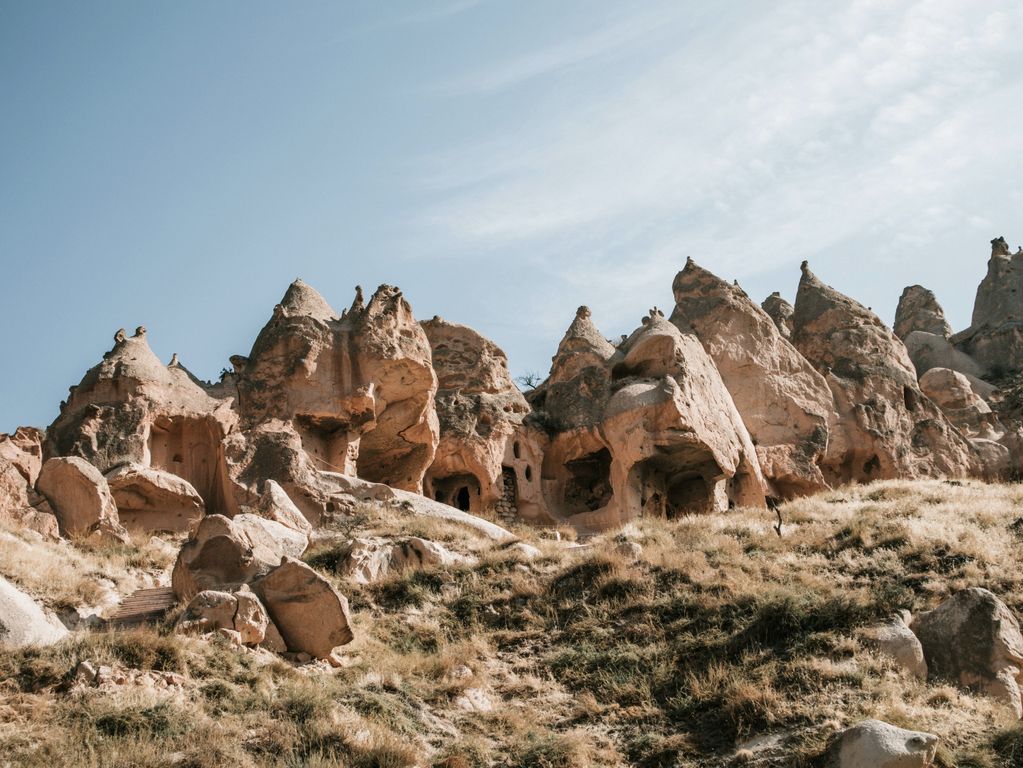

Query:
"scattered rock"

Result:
[[252, 557, 354, 659], [36, 456, 129, 542], [821, 719, 938, 767], [862, 611, 927, 679], [0, 575, 68, 649], [912, 587, 1023, 716], [334, 536, 472, 584]]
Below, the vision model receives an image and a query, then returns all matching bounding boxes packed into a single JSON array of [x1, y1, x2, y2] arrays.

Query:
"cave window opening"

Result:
[[456, 487, 471, 511], [513, 441, 521, 459], [524, 465, 533, 482], [564, 448, 613, 513]]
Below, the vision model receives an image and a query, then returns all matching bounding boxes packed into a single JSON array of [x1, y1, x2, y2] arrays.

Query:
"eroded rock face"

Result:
[[531, 307, 766, 531], [0, 575, 68, 649], [236, 281, 438, 493], [105, 463, 204, 533], [791, 263, 977, 484], [895, 286, 951, 340], [903, 331, 985, 381], [0, 429, 59, 538], [672, 260, 833, 498], [36, 457, 129, 543], [762, 292, 794, 339], [421, 317, 542, 521], [912, 587, 1023, 717], [252, 557, 354, 659], [171, 513, 308, 600], [954, 237, 1023, 377], [823, 720, 938, 768], [919, 368, 997, 437]]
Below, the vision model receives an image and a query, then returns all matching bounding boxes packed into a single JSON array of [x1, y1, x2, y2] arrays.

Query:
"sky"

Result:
[[2, 0, 1022, 432]]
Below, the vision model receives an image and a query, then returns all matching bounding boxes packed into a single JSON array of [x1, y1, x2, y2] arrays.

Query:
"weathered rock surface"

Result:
[[918, 368, 998, 438], [894, 285, 951, 340], [333, 536, 472, 584], [36, 457, 129, 542], [672, 260, 833, 498], [171, 513, 308, 600], [822, 719, 938, 768], [791, 263, 977, 484], [421, 317, 540, 521], [252, 557, 354, 659], [177, 585, 271, 645], [235, 281, 438, 493], [912, 587, 1023, 716], [761, 292, 794, 339], [253, 479, 313, 536], [105, 463, 204, 532], [45, 330, 237, 512], [0, 575, 68, 649], [862, 611, 927, 679], [954, 237, 1023, 377], [532, 306, 766, 530], [0, 429, 59, 538], [903, 330, 985, 381]]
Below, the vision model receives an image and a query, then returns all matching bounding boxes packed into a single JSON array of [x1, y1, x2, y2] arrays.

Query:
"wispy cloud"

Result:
[[415, 0, 1023, 338]]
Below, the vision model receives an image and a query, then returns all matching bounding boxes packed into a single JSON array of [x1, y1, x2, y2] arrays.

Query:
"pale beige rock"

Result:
[[919, 368, 996, 437], [177, 590, 238, 634], [233, 585, 270, 645], [105, 463, 204, 533], [252, 557, 354, 659], [895, 285, 951, 340], [822, 719, 938, 768], [36, 456, 129, 542], [171, 513, 308, 600], [792, 263, 977, 484], [913, 587, 1023, 716], [236, 281, 438, 493], [0, 575, 68, 649], [255, 479, 313, 536], [862, 611, 927, 679], [0, 427, 43, 486], [334, 536, 472, 584], [0, 434, 57, 539], [672, 260, 834, 498]]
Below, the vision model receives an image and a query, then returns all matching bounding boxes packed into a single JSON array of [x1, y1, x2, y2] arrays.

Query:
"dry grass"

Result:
[[5, 479, 1023, 766]]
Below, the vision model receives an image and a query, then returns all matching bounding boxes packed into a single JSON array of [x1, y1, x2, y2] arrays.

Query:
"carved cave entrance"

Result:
[[562, 448, 614, 515], [633, 450, 720, 518], [432, 473, 482, 512], [147, 416, 227, 513]]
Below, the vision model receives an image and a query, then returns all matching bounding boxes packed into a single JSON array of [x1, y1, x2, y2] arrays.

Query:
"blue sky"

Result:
[[2, 0, 1022, 431]]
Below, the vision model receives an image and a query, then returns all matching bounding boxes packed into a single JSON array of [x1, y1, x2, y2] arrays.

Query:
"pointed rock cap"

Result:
[[279, 279, 338, 322], [992, 236, 1010, 258], [555, 306, 616, 362]]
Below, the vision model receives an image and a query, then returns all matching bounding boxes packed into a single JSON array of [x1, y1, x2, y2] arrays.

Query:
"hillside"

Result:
[[3, 479, 1023, 767]]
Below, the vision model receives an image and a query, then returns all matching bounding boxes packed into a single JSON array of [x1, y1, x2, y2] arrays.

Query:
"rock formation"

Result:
[[912, 587, 1023, 717], [420, 317, 540, 521], [672, 259, 833, 498], [529, 306, 766, 530], [791, 263, 977, 484], [894, 285, 951, 340], [36, 457, 129, 543], [235, 281, 438, 493], [761, 292, 794, 339], [0, 575, 68, 649]]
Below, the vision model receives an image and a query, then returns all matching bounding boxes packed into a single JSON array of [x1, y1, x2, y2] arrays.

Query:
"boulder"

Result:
[[0, 431, 59, 539], [334, 536, 472, 584], [862, 611, 927, 679], [912, 587, 1023, 716], [791, 263, 977, 484], [171, 513, 308, 600], [105, 463, 204, 533], [918, 368, 998, 438], [255, 479, 313, 536], [252, 557, 354, 659], [671, 259, 834, 498], [761, 292, 794, 339], [0, 575, 68, 649], [36, 456, 129, 542], [822, 720, 937, 768], [176, 586, 270, 645], [0, 427, 43, 486], [903, 330, 985, 381], [894, 285, 951, 340]]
